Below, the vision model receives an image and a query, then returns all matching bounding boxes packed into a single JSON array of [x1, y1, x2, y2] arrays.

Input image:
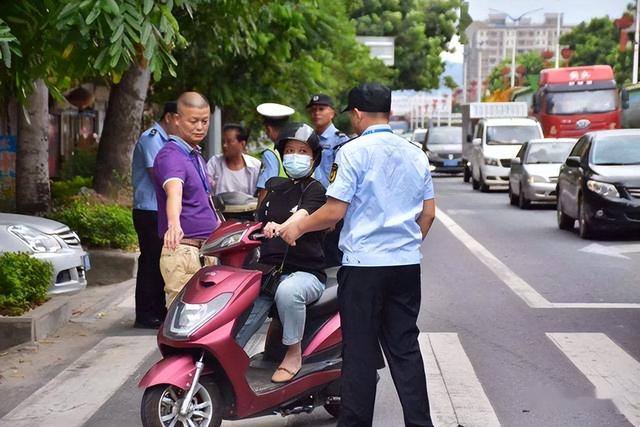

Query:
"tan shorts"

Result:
[[160, 244, 216, 307]]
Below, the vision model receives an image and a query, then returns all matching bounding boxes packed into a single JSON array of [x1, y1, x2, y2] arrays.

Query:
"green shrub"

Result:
[[48, 196, 137, 249], [51, 176, 93, 206], [0, 252, 53, 316]]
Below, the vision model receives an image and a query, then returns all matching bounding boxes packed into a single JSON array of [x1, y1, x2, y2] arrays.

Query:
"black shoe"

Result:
[[134, 317, 162, 329]]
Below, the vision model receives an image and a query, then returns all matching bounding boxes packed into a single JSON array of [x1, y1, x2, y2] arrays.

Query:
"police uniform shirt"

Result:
[[314, 123, 348, 188], [256, 143, 280, 190], [132, 122, 170, 211], [326, 124, 435, 267]]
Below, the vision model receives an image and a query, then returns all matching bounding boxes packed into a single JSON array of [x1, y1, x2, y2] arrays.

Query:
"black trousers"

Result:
[[337, 265, 433, 427], [132, 209, 167, 321]]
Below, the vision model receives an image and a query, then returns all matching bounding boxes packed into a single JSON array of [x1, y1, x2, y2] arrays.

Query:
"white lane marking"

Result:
[[579, 243, 640, 260], [436, 207, 640, 309], [0, 335, 156, 427], [547, 333, 640, 426], [421, 333, 501, 427]]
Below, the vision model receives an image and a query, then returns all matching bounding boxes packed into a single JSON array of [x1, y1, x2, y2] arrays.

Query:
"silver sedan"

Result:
[[0, 213, 90, 294], [509, 138, 576, 208]]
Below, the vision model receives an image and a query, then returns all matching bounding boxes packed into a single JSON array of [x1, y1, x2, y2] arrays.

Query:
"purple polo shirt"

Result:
[[153, 136, 219, 239]]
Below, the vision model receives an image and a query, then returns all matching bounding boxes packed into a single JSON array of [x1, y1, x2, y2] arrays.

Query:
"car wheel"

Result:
[[518, 184, 530, 209], [463, 165, 471, 183], [578, 196, 594, 239], [556, 197, 574, 230], [508, 184, 518, 205], [479, 173, 490, 193]]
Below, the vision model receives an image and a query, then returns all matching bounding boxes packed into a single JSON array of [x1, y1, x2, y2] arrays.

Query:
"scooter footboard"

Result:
[[139, 355, 206, 390]]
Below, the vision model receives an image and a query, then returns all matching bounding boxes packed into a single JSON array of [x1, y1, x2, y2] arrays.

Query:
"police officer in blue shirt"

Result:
[[280, 83, 437, 427], [131, 101, 177, 329], [306, 94, 349, 267], [255, 103, 294, 207]]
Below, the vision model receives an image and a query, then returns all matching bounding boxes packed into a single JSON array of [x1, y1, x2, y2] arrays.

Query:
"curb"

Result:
[[0, 297, 71, 351]]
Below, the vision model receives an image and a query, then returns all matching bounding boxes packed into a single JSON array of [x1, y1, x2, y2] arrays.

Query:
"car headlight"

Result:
[[164, 292, 233, 339], [201, 230, 246, 253], [586, 180, 619, 198], [528, 175, 548, 184], [8, 225, 62, 252], [485, 158, 500, 166]]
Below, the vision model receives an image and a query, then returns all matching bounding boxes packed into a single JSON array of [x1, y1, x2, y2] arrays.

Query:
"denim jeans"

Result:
[[275, 272, 325, 345], [235, 272, 324, 348]]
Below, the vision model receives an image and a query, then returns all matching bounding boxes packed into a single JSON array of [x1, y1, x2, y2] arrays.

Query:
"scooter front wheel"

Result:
[[141, 382, 222, 427]]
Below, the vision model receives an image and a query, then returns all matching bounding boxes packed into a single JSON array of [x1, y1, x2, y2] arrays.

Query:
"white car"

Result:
[[470, 117, 543, 191], [0, 213, 90, 294]]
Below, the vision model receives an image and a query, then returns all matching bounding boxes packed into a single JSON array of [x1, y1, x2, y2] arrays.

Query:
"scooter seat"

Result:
[[306, 266, 339, 319]]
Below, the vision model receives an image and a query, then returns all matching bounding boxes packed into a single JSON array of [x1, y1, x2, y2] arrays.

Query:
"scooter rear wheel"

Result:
[[141, 382, 222, 427]]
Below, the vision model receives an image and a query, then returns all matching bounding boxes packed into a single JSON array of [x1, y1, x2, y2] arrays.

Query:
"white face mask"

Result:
[[283, 154, 313, 179]]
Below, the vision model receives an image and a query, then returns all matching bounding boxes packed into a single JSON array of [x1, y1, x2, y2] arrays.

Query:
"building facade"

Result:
[[463, 13, 573, 102]]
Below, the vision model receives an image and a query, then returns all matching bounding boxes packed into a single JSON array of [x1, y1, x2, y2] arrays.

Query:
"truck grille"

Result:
[[56, 229, 81, 247], [627, 187, 640, 199]]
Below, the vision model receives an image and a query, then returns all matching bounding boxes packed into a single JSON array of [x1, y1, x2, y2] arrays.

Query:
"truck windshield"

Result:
[[547, 89, 617, 115], [486, 126, 541, 145], [591, 137, 640, 165]]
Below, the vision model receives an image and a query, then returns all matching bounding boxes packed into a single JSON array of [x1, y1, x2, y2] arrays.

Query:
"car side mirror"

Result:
[[565, 156, 581, 168], [472, 138, 482, 147], [511, 158, 521, 166]]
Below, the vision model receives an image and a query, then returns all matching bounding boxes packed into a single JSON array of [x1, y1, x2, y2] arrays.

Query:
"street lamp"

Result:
[[633, 0, 640, 83], [490, 8, 543, 87]]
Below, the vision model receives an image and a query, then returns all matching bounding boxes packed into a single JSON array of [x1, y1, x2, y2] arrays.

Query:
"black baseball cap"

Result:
[[161, 101, 177, 119], [306, 94, 335, 109], [341, 83, 391, 113]]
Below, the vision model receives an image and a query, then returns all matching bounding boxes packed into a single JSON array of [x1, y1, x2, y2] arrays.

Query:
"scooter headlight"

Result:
[[164, 292, 233, 340], [201, 230, 246, 253]]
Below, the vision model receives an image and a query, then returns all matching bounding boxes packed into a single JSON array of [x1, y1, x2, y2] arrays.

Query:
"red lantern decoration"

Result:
[[501, 66, 511, 76], [561, 48, 573, 59], [516, 65, 527, 75], [542, 50, 554, 60]]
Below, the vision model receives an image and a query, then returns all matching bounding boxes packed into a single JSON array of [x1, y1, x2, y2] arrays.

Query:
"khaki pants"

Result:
[[160, 244, 216, 307]]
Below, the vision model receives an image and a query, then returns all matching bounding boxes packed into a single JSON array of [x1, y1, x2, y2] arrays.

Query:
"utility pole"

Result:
[[633, 0, 640, 83], [478, 48, 483, 102], [555, 13, 562, 68]]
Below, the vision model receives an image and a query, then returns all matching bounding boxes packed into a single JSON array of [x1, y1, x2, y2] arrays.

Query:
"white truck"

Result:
[[461, 103, 543, 192]]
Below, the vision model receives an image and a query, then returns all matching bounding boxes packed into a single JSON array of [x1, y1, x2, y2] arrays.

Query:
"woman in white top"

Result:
[[206, 123, 261, 196]]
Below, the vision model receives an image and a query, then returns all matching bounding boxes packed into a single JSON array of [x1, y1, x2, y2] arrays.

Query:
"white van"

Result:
[[471, 117, 543, 191]]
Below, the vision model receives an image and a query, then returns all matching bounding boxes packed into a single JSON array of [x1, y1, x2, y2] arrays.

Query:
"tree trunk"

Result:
[[94, 63, 151, 197], [16, 79, 50, 214]]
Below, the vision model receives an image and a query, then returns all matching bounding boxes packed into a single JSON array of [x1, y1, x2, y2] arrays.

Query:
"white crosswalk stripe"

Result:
[[421, 333, 501, 427], [547, 332, 640, 426], [5, 330, 639, 426], [0, 335, 157, 427]]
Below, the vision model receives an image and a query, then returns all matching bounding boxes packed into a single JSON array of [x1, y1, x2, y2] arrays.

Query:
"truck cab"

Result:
[[470, 117, 543, 192], [534, 65, 620, 137]]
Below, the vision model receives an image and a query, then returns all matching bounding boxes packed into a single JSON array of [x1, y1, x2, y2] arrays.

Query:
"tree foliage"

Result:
[[347, 0, 468, 89], [560, 16, 633, 84], [154, 1, 394, 123], [486, 51, 547, 93]]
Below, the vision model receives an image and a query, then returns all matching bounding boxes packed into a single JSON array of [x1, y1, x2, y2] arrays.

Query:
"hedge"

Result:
[[48, 196, 137, 249], [0, 252, 53, 316]]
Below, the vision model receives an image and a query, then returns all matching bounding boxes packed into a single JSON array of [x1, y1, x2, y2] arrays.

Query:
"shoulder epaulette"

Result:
[[149, 129, 157, 136]]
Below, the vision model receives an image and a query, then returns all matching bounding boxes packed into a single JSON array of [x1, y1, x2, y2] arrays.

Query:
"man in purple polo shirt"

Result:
[[153, 91, 220, 305]]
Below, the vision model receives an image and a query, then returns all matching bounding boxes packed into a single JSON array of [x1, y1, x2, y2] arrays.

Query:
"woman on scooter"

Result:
[[258, 122, 327, 383]]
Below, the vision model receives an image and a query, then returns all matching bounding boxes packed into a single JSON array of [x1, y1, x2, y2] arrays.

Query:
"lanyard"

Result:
[[362, 127, 393, 136], [170, 139, 210, 194]]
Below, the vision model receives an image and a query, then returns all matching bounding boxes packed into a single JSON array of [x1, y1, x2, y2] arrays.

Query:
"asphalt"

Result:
[[0, 175, 639, 427]]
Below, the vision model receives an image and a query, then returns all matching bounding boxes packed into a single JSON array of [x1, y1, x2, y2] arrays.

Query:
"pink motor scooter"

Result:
[[139, 220, 342, 426]]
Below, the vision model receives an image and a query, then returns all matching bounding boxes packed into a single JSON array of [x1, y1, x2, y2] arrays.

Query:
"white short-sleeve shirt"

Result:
[[326, 124, 434, 266], [206, 153, 261, 196]]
